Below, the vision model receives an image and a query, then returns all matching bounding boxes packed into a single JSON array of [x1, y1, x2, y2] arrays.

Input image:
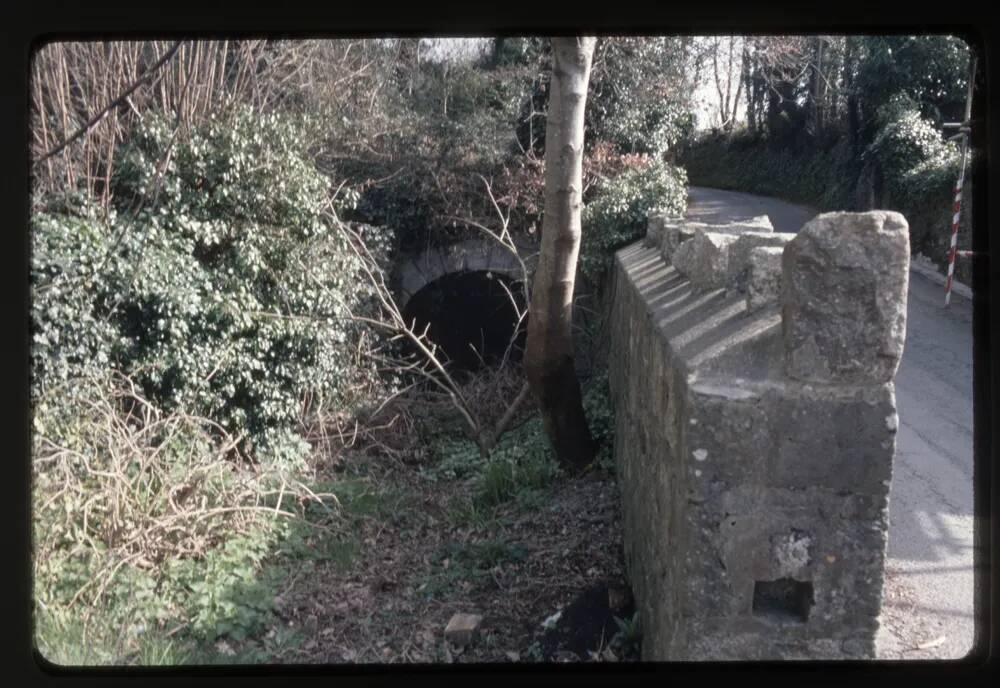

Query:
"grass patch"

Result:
[[419, 538, 529, 599], [475, 437, 558, 508], [446, 495, 499, 529], [429, 372, 616, 512], [308, 477, 386, 519], [34, 604, 176, 667], [273, 526, 360, 570]]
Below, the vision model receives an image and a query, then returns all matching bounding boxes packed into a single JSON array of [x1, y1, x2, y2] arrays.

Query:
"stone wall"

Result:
[[608, 210, 909, 660]]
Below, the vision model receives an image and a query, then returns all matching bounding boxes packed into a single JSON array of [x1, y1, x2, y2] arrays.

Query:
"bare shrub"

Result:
[[32, 371, 341, 617]]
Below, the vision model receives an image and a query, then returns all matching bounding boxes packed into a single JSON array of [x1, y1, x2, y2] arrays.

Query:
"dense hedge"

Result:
[[680, 130, 859, 211]]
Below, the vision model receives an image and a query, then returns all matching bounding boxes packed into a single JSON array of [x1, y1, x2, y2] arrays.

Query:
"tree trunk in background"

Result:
[[843, 36, 861, 156], [827, 37, 843, 125], [808, 36, 827, 135], [491, 37, 506, 68], [741, 42, 755, 134], [730, 38, 745, 133], [524, 36, 597, 472]]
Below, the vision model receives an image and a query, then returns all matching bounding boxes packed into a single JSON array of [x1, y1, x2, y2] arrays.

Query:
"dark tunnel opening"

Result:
[[402, 270, 527, 372]]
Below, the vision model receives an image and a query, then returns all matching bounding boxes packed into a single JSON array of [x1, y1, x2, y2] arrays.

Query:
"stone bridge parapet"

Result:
[[609, 209, 910, 660]]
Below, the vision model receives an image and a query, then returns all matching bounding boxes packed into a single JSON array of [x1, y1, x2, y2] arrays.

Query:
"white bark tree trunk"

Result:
[[524, 36, 597, 471]]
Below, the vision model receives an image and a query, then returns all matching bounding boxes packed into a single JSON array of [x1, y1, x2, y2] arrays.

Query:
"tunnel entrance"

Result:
[[402, 270, 527, 372]]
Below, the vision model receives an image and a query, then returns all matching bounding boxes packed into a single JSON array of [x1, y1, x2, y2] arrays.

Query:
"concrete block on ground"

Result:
[[444, 613, 483, 647], [782, 211, 910, 384], [746, 246, 785, 312]]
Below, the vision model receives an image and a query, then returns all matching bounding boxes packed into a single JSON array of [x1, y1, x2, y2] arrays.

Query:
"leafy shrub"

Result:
[[429, 372, 617, 508], [492, 37, 548, 68], [865, 95, 960, 207], [30, 211, 121, 390], [582, 372, 615, 469], [427, 411, 559, 509], [475, 415, 560, 508], [588, 37, 694, 158], [30, 109, 386, 662], [854, 35, 972, 127], [31, 107, 380, 464], [599, 100, 693, 158], [180, 531, 279, 641], [430, 437, 486, 480], [579, 158, 688, 287]]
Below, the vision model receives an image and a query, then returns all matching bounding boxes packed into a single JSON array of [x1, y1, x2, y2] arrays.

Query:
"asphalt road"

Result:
[[685, 186, 976, 660]]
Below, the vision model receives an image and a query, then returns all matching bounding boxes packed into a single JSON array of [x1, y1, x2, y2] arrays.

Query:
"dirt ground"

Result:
[[220, 448, 639, 665]]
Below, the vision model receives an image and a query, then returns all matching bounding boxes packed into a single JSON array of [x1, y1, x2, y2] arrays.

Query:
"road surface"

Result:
[[685, 186, 976, 660]]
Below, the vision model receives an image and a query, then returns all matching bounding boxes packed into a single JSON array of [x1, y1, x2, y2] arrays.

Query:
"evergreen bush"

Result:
[[31, 107, 380, 465], [580, 158, 688, 287]]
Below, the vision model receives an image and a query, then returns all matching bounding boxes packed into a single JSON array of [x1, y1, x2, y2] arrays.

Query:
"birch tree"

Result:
[[523, 36, 597, 471]]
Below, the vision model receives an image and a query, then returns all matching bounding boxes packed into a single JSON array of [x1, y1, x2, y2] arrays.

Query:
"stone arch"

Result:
[[392, 236, 537, 310]]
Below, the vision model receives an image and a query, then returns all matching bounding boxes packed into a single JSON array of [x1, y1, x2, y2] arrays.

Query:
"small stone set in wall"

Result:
[[646, 212, 794, 312]]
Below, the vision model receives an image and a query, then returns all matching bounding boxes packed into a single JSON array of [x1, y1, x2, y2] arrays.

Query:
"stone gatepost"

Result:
[[609, 210, 909, 660]]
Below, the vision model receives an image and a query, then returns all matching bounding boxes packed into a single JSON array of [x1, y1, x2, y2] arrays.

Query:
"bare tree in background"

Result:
[[711, 36, 744, 131], [523, 36, 597, 472]]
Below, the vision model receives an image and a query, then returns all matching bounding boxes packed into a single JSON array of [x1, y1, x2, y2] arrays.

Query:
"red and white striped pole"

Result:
[[944, 55, 976, 307], [944, 141, 968, 307]]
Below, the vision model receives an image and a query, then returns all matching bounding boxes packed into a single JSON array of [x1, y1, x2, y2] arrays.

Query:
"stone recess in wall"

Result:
[[609, 210, 909, 660]]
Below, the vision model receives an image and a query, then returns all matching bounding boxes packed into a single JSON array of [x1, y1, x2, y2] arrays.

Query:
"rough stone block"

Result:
[[661, 217, 772, 263], [444, 613, 483, 646], [670, 235, 696, 276], [746, 246, 785, 312], [645, 212, 674, 248], [671, 231, 738, 291], [727, 232, 794, 291], [658, 220, 686, 261], [782, 211, 909, 384], [686, 215, 774, 235]]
